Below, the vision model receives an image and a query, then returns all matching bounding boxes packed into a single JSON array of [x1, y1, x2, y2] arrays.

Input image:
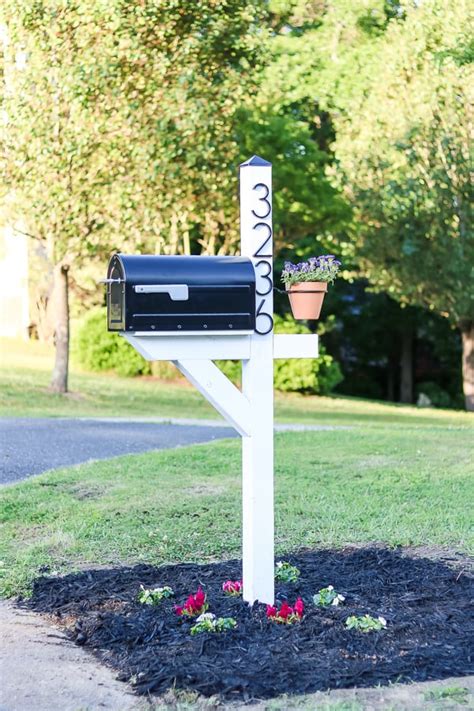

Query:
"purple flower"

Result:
[[281, 253, 341, 288]]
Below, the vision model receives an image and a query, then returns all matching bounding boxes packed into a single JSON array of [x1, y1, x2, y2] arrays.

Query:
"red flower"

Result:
[[175, 588, 208, 617], [266, 598, 304, 624], [184, 595, 195, 609], [194, 588, 206, 608], [294, 598, 304, 618]]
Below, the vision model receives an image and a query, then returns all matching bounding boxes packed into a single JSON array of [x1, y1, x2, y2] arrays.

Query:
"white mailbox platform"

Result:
[[123, 156, 318, 605]]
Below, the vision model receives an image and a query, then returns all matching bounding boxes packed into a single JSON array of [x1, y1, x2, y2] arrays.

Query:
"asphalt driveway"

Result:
[[0, 417, 237, 485]]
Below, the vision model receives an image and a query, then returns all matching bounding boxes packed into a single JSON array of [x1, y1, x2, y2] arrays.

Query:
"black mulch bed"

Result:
[[24, 547, 474, 702]]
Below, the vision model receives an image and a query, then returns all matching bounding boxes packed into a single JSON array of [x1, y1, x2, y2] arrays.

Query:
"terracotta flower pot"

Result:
[[286, 281, 328, 320]]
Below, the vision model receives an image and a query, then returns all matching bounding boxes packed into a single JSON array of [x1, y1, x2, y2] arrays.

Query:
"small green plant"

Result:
[[345, 614, 387, 632], [275, 561, 300, 583], [137, 585, 174, 605], [424, 686, 469, 704], [313, 585, 345, 607], [190, 612, 237, 635]]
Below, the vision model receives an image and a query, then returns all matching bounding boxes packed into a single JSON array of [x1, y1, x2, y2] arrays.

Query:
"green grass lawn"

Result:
[[1, 336, 472, 598], [1, 337, 472, 428], [1, 424, 472, 597]]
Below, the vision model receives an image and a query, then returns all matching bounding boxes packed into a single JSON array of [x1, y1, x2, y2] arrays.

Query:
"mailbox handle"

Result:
[[134, 284, 189, 301]]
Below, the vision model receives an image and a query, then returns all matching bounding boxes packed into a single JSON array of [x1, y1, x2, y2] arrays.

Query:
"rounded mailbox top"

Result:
[[107, 253, 255, 287]]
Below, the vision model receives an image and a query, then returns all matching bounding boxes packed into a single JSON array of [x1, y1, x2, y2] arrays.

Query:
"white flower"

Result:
[[196, 612, 216, 623], [327, 585, 334, 591], [378, 616, 387, 627]]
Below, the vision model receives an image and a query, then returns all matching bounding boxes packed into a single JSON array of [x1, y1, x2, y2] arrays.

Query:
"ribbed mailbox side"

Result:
[[106, 254, 256, 333]]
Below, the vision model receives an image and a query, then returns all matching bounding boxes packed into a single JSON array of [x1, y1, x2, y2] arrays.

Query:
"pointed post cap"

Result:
[[240, 155, 272, 167]]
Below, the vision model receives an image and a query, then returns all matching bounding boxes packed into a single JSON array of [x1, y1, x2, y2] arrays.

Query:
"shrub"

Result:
[[216, 359, 241, 384], [74, 308, 152, 377], [416, 381, 453, 409], [75, 309, 343, 394], [274, 314, 343, 394], [218, 315, 343, 395]]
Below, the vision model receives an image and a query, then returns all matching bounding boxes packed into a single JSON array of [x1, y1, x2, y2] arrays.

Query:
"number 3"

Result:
[[255, 260, 273, 296], [252, 183, 271, 219]]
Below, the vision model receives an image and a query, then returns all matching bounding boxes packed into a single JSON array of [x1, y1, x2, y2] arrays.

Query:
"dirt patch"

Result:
[[23, 547, 474, 703], [66, 483, 106, 500], [0, 601, 144, 711], [182, 484, 226, 497]]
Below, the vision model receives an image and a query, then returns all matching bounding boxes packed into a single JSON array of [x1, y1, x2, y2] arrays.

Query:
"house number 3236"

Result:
[[252, 183, 274, 336]]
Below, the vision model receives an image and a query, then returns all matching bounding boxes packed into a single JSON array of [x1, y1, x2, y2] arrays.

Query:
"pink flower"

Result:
[[279, 602, 291, 620], [266, 605, 277, 618], [174, 605, 184, 616], [222, 580, 243, 595]]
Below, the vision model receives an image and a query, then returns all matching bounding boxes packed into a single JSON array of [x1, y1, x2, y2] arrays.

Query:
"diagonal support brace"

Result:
[[173, 359, 251, 437]]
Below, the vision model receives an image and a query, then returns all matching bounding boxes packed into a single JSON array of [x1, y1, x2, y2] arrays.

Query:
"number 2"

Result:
[[252, 222, 272, 258]]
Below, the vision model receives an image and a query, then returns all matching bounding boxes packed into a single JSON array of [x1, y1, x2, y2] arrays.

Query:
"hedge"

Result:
[[75, 308, 343, 394]]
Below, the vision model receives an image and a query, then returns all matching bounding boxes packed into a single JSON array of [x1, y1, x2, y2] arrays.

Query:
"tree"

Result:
[[1, 4, 119, 391], [331, 0, 474, 409], [0, 0, 266, 391], [263, 0, 473, 408]]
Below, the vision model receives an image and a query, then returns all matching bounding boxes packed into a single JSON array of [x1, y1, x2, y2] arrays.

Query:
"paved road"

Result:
[[0, 418, 237, 485]]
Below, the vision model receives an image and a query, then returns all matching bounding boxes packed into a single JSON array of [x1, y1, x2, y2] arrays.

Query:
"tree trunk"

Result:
[[387, 353, 397, 402], [49, 263, 69, 393], [399, 328, 413, 404], [461, 322, 474, 412]]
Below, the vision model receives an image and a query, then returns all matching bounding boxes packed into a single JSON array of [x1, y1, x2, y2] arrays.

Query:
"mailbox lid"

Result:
[[113, 254, 255, 287]]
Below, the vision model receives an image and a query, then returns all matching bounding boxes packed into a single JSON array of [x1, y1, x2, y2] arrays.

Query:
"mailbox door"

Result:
[[107, 262, 125, 330]]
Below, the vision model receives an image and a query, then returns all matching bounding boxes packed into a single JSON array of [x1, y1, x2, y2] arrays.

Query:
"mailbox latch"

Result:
[[134, 284, 189, 301]]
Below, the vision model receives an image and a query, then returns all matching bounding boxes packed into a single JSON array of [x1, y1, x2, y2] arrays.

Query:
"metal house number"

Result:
[[252, 183, 274, 335]]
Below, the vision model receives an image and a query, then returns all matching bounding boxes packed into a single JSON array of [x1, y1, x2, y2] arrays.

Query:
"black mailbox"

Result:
[[106, 254, 256, 333]]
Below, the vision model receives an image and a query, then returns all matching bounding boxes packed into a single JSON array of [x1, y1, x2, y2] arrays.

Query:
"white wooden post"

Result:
[[240, 156, 275, 605], [121, 155, 319, 608]]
